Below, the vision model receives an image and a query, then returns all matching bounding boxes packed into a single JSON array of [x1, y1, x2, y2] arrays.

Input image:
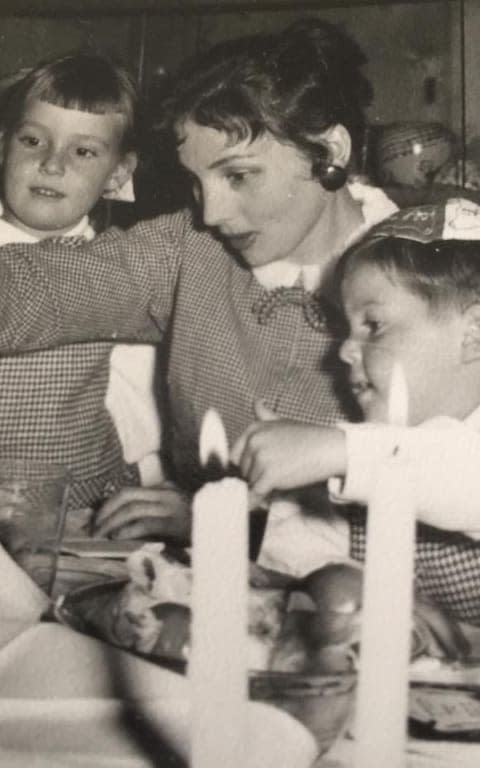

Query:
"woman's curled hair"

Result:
[[162, 18, 373, 171]]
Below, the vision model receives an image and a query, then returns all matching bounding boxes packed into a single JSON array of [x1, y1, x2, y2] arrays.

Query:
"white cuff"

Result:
[[328, 422, 407, 505]]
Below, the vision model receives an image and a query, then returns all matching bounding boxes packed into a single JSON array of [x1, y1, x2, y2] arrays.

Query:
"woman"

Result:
[[0, 19, 396, 539]]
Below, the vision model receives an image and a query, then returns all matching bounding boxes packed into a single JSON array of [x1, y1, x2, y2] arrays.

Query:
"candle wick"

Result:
[[201, 454, 241, 483]]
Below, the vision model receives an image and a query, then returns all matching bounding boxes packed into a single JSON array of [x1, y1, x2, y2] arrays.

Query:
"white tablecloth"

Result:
[[0, 542, 320, 768], [2, 542, 480, 768], [0, 620, 321, 768]]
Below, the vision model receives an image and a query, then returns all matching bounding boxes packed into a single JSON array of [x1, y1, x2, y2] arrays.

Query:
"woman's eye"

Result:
[[226, 170, 249, 187]]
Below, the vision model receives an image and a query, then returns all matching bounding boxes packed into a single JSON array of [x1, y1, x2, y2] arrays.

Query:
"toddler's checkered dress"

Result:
[[0, 229, 139, 510], [0, 342, 139, 510]]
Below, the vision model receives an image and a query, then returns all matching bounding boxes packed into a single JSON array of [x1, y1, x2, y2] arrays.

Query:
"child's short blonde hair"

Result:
[[1, 52, 141, 153]]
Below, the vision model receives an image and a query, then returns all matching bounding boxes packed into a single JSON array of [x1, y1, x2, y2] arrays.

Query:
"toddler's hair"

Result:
[[341, 236, 480, 312], [1, 52, 140, 152]]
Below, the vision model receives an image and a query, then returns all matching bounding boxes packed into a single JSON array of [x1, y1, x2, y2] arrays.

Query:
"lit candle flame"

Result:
[[199, 408, 229, 469], [387, 361, 409, 427]]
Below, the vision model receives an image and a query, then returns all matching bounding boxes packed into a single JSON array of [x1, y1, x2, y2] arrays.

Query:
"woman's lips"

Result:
[[224, 232, 256, 251]]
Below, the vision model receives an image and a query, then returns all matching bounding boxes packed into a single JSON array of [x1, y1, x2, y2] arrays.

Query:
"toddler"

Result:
[[232, 198, 480, 625], [0, 53, 161, 511]]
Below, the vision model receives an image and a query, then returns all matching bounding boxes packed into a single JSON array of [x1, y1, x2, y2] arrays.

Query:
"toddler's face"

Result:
[[339, 261, 468, 425], [1, 99, 130, 237]]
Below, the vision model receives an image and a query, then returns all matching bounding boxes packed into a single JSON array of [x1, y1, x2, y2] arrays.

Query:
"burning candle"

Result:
[[190, 409, 249, 768], [354, 362, 415, 768]]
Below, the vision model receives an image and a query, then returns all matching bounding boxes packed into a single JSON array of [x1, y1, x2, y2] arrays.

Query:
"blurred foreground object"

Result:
[[376, 122, 455, 187]]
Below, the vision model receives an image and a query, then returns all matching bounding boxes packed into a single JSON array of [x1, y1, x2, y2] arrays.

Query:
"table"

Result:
[[0, 539, 320, 768], [3, 542, 480, 768], [0, 619, 322, 768]]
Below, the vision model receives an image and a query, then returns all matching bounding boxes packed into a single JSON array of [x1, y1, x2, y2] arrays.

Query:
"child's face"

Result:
[[1, 99, 131, 237], [339, 261, 470, 425]]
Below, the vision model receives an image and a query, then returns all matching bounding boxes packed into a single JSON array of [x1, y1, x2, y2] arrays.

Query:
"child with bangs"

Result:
[[233, 199, 480, 627], [0, 52, 162, 515]]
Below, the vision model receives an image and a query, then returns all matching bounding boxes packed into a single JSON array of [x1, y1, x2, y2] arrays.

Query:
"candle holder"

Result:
[[250, 670, 356, 757]]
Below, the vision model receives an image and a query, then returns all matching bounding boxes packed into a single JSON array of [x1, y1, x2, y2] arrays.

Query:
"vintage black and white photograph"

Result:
[[0, 1, 479, 766]]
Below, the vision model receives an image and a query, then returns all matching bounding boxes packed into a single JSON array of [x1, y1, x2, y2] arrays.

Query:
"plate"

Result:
[[53, 559, 289, 676], [409, 681, 480, 741], [53, 577, 188, 674]]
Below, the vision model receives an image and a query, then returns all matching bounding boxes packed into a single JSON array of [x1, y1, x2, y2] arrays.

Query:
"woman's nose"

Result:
[[40, 146, 66, 175], [201, 185, 231, 227], [339, 337, 362, 365]]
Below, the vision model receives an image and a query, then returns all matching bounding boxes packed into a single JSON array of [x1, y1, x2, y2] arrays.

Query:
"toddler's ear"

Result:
[[461, 303, 480, 363], [103, 152, 138, 201]]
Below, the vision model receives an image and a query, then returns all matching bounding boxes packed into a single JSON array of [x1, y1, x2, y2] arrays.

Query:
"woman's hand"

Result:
[[91, 482, 191, 543], [230, 400, 347, 496]]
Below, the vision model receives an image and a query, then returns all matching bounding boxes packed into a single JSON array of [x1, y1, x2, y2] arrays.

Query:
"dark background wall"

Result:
[[0, 0, 476, 216]]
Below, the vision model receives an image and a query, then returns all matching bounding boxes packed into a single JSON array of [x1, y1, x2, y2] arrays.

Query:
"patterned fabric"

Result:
[[252, 285, 333, 331], [0, 202, 394, 492], [67, 462, 140, 511], [0, 223, 141, 510], [366, 196, 480, 244], [349, 506, 480, 625], [0, 343, 140, 509]]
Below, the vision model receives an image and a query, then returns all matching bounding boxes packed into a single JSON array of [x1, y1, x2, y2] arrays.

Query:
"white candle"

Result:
[[190, 409, 249, 768], [355, 362, 415, 768]]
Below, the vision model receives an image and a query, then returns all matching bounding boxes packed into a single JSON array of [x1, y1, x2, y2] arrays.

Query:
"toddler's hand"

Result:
[[231, 412, 346, 496]]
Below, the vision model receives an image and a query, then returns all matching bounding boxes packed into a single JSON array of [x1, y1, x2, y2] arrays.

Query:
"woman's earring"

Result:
[[319, 164, 347, 192]]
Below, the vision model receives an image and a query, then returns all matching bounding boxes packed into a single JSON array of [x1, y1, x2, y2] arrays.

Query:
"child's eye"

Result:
[[365, 318, 383, 336], [363, 317, 383, 336], [18, 134, 41, 148], [75, 147, 97, 159]]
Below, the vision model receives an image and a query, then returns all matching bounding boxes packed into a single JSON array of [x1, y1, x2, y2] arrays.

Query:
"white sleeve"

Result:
[[328, 420, 480, 538], [106, 344, 163, 485]]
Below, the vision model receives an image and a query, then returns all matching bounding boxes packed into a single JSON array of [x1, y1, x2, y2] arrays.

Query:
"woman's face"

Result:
[[176, 120, 332, 268]]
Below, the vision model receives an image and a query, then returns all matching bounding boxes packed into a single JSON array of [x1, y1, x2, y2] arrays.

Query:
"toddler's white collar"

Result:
[[0, 202, 92, 243]]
